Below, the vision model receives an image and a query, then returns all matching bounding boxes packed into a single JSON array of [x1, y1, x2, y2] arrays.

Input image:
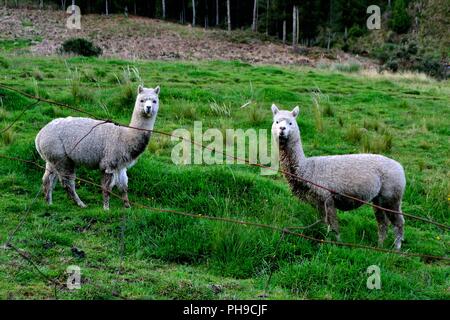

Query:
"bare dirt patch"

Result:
[[0, 8, 376, 68]]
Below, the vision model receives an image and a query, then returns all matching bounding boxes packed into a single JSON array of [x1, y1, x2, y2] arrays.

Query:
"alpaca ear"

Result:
[[271, 104, 279, 115], [154, 85, 160, 95], [292, 106, 300, 118], [138, 85, 144, 94]]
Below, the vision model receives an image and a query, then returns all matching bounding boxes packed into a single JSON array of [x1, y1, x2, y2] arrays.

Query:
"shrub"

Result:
[[414, 55, 446, 79], [348, 25, 365, 38], [60, 38, 102, 57], [385, 59, 399, 72], [374, 40, 447, 79]]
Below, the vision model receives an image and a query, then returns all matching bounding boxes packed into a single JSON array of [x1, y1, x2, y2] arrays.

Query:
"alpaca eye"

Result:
[[140, 100, 144, 103], [276, 121, 279, 124], [289, 122, 292, 125], [153, 100, 157, 104]]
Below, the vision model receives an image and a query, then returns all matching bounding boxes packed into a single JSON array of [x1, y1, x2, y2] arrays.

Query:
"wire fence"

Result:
[[0, 83, 448, 299]]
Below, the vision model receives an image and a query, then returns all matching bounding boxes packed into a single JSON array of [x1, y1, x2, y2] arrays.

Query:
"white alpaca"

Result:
[[35, 85, 160, 210], [271, 104, 406, 249]]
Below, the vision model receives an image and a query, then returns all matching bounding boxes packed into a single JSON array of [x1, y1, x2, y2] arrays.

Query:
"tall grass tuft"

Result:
[[181, 105, 197, 120], [0, 107, 9, 121], [32, 68, 44, 81], [66, 65, 93, 103], [114, 66, 142, 108], [361, 131, 393, 153], [1, 128, 15, 145], [246, 104, 264, 125], [209, 99, 231, 117], [344, 125, 365, 144], [332, 63, 361, 73], [0, 56, 9, 69], [311, 89, 330, 132], [147, 135, 173, 155]]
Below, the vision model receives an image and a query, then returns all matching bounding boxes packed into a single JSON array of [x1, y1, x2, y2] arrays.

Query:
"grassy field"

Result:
[[0, 50, 449, 299]]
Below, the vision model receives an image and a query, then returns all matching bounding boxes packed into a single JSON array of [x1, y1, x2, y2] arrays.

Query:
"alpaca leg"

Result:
[[42, 162, 57, 205], [386, 208, 404, 250], [323, 197, 340, 241], [373, 197, 390, 247], [58, 168, 86, 208], [101, 171, 115, 210], [117, 169, 131, 208], [373, 209, 389, 247]]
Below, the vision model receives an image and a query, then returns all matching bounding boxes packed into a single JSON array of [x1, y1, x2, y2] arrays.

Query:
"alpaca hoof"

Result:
[[78, 202, 87, 208], [124, 202, 131, 209], [103, 205, 110, 211]]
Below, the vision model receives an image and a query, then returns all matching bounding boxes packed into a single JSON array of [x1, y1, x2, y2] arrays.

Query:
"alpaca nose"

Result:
[[280, 126, 286, 131], [146, 106, 151, 113]]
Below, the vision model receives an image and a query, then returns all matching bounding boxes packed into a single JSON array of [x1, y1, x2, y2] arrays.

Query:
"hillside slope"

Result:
[[0, 7, 377, 68], [0, 54, 449, 299]]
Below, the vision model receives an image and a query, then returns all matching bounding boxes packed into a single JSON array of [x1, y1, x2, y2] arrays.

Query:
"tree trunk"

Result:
[[292, 5, 297, 48], [282, 20, 286, 44], [216, 0, 219, 25], [266, 0, 269, 35], [105, 0, 109, 15], [40, 0, 43, 9], [162, 0, 166, 19], [252, 0, 258, 32], [296, 5, 299, 45], [327, 32, 331, 51], [134, 1, 136, 15], [227, 0, 231, 32], [192, 0, 196, 26], [204, 0, 208, 28]]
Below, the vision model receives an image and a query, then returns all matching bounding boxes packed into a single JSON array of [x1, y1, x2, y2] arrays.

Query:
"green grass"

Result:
[[0, 53, 449, 300]]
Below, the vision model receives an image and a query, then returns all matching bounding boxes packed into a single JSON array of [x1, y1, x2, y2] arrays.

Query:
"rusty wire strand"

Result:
[[0, 83, 447, 230], [0, 82, 448, 297], [0, 154, 448, 263]]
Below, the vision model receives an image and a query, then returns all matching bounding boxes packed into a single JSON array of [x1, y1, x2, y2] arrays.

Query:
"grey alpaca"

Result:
[[271, 104, 406, 249], [35, 85, 160, 210]]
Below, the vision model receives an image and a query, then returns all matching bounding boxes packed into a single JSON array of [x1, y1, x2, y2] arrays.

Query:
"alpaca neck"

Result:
[[279, 135, 308, 192], [279, 137, 306, 173], [125, 107, 157, 160]]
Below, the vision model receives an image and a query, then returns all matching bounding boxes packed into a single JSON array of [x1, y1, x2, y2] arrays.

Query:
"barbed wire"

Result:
[[0, 154, 448, 263], [0, 100, 41, 134], [0, 83, 449, 298], [0, 82, 448, 230]]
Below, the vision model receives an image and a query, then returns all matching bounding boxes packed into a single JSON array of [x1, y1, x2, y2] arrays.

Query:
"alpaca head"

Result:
[[271, 104, 300, 144], [135, 85, 160, 118]]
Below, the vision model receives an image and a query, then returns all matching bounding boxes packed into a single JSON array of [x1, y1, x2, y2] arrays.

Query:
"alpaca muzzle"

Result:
[[144, 105, 152, 116]]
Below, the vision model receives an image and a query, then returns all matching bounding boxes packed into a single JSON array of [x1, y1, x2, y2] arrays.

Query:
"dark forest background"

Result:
[[3, 0, 449, 78]]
